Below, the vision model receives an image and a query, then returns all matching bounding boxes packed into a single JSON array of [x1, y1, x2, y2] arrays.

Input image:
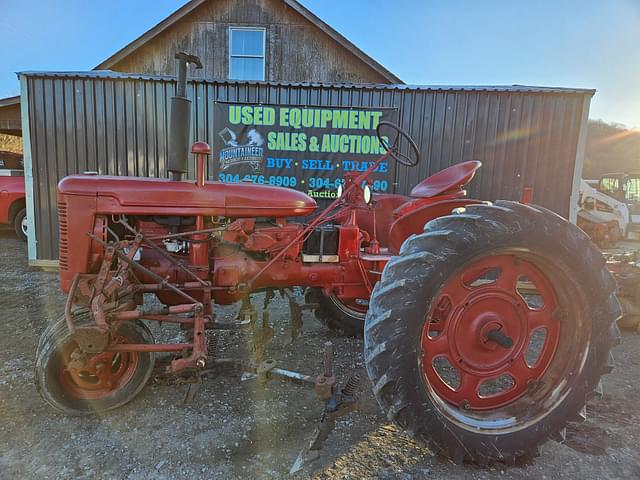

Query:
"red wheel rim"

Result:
[[420, 254, 561, 411], [59, 335, 139, 400]]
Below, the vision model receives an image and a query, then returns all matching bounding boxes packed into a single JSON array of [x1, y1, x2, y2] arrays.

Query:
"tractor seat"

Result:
[[410, 161, 482, 198]]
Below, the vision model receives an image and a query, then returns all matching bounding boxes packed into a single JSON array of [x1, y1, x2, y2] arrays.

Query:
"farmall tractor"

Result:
[[35, 54, 620, 467]]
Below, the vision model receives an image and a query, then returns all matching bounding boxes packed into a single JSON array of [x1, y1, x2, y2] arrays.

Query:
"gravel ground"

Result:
[[1, 231, 639, 479]]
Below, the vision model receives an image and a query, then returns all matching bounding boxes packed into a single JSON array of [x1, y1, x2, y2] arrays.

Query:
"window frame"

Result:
[[623, 176, 640, 203], [599, 176, 619, 195], [228, 26, 266, 81]]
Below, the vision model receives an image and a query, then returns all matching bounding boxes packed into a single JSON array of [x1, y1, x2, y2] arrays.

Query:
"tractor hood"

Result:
[[58, 175, 317, 218]]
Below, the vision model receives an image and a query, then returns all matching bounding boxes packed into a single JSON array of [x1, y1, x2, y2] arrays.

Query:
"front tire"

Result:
[[364, 201, 621, 464], [13, 208, 27, 242], [35, 312, 155, 415], [307, 288, 366, 336]]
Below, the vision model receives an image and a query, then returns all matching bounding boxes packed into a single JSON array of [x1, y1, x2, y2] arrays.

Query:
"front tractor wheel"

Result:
[[364, 201, 621, 464], [35, 313, 155, 415], [307, 288, 367, 336]]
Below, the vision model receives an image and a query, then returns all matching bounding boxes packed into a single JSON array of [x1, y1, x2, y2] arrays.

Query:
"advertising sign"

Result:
[[213, 102, 398, 200]]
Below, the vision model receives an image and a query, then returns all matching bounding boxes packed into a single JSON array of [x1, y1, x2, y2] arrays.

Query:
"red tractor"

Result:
[[35, 55, 620, 466]]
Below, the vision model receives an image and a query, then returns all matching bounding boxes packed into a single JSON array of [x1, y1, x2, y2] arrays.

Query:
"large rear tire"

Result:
[[364, 201, 621, 464], [35, 311, 155, 415]]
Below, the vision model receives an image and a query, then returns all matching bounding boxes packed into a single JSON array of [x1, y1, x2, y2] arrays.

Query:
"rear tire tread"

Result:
[[364, 201, 621, 465]]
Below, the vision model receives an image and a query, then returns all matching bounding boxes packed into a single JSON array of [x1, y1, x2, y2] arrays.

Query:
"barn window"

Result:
[[229, 27, 266, 81]]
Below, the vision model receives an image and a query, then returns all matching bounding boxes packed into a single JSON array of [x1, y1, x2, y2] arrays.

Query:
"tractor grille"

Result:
[[58, 200, 69, 271]]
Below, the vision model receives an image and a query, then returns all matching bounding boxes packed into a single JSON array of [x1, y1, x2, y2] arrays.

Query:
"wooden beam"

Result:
[[28, 259, 60, 272]]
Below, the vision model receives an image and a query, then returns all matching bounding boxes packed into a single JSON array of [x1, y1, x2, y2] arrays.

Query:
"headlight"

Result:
[[363, 184, 372, 204]]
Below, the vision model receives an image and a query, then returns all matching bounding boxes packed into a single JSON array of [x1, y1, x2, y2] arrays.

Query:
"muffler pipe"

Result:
[[168, 52, 202, 181]]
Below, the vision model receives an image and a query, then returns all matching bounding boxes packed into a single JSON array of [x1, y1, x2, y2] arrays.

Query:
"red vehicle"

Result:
[[0, 158, 27, 241], [34, 54, 620, 466]]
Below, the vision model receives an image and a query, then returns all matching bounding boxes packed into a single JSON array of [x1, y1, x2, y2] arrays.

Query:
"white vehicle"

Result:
[[578, 178, 629, 237], [578, 172, 640, 243]]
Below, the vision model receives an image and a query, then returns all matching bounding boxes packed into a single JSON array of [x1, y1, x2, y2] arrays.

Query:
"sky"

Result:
[[0, 0, 638, 127]]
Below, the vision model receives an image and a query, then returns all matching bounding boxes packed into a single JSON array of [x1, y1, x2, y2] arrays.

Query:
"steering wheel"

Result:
[[375, 121, 421, 167]]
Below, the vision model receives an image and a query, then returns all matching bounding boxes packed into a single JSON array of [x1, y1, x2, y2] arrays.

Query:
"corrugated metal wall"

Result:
[[22, 72, 592, 261]]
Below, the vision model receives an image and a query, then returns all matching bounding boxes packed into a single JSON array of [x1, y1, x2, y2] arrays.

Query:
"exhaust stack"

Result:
[[168, 52, 202, 181]]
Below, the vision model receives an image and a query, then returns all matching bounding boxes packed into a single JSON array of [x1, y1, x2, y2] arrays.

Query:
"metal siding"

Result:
[[24, 73, 590, 261]]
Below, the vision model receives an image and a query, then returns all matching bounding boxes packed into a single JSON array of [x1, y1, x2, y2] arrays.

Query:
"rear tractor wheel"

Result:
[[364, 201, 621, 464], [35, 311, 155, 415]]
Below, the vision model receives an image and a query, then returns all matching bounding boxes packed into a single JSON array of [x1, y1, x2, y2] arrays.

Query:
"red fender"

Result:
[[334, 193, 410, 247], [388, 198, 484, 254], [0, 175, 25, 225]]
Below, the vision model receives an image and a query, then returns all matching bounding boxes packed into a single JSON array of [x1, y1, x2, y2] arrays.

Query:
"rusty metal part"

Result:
[[64, 274, 81, 333], [108, 343, 192, 352], [323, 341, 333, 377], [118, 218, 209, 287], [314, 374, 336, 400], [146, 225, 226, 242], [183, 370, 204, 404], [291, 373, 362, 474], [87, 245, 119, 332], [82, 226, 213, 375], [70, 274, 98, 307], [315, 341, 336, 400], [88, 233, 200, 306], [67, 349, 91, 370], [170, 305, 209, 374], [257, 359, 277, 385], [238, 296, 258, 324], [251, 302, 274, 364], [72, 326, 110, 353], [93, 245, 116, 294], [153, 356, 316, 389], [340, 373, 361, 398], [110, 303, 201, 322], [282, 288, 304, 342], [90, 294, 110, 333]]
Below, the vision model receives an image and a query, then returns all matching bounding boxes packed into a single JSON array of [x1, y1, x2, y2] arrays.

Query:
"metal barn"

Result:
[[19, 71, 592, 266]]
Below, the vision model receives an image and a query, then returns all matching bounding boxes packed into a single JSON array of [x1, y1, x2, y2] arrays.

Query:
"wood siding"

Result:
[[109, 0, 390, 84], [0, 103, 21, 136]]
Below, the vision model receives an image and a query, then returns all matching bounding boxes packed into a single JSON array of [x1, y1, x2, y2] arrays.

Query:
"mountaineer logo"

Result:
[[218, 127, 265, 171]]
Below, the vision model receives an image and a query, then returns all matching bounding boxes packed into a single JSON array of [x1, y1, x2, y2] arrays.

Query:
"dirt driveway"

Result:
[[1, 232, 639, 479]]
